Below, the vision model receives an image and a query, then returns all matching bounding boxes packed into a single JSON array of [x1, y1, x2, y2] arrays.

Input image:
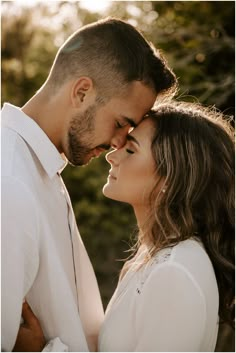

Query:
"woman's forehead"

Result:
[[130, 117, 154, 137]]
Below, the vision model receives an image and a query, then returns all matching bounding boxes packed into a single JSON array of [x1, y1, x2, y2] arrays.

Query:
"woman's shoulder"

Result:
[[170, 237, 214, 273], [151, 237, 211, 269], [137, 238, 218, 298]]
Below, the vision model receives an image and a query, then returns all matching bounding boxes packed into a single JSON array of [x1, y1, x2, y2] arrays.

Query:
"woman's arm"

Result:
[[13, 302, 68, 352], [13, 302, 46, 352]]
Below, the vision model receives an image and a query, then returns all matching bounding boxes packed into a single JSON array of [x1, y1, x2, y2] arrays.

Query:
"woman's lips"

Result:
[[108, 170, 117, 180]]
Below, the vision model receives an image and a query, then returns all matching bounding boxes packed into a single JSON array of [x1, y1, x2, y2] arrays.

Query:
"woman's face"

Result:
[[103, 118, 158, 208]]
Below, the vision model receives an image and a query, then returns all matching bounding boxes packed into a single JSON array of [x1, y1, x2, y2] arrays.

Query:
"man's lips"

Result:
[[93, 147, 106, 157]]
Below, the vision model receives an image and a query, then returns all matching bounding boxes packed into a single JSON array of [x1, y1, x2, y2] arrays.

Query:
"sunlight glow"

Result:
[[2, 0, 112, 14], [79, 0, 111, 13]]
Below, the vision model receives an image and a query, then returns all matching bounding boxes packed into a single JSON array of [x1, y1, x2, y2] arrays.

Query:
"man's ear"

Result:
[[71, 77, 94, 107]]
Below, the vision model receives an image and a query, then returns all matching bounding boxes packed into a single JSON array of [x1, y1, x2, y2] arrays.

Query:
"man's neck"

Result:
[[21, 89, 65, 152]]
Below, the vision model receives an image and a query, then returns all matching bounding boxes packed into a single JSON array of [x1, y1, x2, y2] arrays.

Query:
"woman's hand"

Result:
[[13, 301, 46, 352]]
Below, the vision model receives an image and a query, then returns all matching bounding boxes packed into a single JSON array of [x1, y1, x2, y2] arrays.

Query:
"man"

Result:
[[1, 17, 177, 351]]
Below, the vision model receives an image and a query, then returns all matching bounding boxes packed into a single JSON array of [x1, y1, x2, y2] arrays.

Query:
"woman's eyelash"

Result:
[[126, 149, 134, 154]]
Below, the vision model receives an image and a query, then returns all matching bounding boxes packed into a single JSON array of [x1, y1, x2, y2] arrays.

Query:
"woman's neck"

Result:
[[133, 204, 150, 232]]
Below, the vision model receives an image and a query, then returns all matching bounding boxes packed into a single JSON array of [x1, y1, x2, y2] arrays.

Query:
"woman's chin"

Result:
[[102, 183, 110, 196], [102, 184, 119, 201]]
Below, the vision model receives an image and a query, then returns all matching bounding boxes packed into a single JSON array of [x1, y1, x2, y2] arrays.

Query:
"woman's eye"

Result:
[[126, 149, 134, 154]]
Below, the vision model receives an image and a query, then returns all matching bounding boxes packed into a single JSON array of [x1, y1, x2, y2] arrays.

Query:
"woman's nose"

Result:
[[105, 149, 118, 165], [111, 125, 130, 149]]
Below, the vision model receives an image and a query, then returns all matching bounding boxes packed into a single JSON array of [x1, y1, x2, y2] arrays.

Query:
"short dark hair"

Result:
[[47, 17, 177, 101]]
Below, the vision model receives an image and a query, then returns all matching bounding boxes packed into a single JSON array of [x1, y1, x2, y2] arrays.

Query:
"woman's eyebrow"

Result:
[[127, 134, 140, 146]]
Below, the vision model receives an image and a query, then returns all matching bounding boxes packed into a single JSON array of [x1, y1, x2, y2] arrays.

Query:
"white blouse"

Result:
[[98, 239, 219, 352]]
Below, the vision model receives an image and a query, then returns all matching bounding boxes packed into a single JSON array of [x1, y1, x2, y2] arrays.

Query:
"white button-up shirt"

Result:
[[1, 103, 104, 352]]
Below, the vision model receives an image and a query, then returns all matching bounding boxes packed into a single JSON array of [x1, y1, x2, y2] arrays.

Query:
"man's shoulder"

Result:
[[1, 125, 39, 180], [2, 126, 20, 175], [2, 175, 34, 201]]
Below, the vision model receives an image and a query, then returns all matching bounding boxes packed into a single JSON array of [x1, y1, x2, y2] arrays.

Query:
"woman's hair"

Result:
[[46, 17, 177, 102], [122, 101, 235, 327]]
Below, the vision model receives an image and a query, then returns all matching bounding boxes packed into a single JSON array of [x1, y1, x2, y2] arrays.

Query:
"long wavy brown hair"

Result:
[[121, 101, 235, 327]]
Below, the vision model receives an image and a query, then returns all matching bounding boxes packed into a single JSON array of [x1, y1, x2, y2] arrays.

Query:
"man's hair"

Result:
[[47, 17, 177, 101]]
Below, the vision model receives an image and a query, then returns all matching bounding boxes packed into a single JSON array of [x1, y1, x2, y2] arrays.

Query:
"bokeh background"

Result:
[[1, 1, 235, 351]]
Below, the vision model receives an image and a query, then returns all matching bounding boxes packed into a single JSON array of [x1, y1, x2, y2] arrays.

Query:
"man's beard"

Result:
[[67, 104, 97, 166]]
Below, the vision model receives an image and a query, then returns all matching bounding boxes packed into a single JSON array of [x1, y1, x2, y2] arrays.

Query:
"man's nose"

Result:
[[111, 125, 130, 149]]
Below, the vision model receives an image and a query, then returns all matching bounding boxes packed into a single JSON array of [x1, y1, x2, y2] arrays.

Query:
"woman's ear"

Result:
[[158, 178, 168, 197], [71, 77, 94, 107]]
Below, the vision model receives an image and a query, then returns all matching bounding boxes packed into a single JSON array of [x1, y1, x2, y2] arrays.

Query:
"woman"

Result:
[[98, 101, 235, 352], [14, 101, 235, 351]]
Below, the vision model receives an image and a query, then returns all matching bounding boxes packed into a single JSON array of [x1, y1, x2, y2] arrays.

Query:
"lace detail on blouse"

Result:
[[151, 248, 172, 265], [136, 247, 173, 295]]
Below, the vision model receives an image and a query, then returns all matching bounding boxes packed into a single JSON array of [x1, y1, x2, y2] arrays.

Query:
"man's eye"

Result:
[[126, 149, 134, 154], [116, 121, 123, 128], [116, 121, 127, 129]]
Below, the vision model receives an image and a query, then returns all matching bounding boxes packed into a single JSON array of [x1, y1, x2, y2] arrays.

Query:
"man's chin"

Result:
[[68, 154, 96, 167]]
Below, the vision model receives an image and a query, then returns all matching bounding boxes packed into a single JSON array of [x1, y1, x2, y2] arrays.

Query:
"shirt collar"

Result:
[[1, 103, 68, 178]]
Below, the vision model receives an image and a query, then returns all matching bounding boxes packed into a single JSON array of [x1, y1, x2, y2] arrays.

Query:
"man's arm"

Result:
[[1, 177, 39, 351]]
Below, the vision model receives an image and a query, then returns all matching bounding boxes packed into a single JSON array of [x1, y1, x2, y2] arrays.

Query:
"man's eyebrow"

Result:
[[122, 116, 137, 128], [127, 134, 140, 146]]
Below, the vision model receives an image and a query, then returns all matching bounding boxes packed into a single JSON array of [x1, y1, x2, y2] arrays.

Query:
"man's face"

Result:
[[66, 81, 156, 166]]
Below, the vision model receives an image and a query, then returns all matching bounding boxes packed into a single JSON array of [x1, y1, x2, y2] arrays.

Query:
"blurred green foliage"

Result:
[[1, 1, 234, 351]]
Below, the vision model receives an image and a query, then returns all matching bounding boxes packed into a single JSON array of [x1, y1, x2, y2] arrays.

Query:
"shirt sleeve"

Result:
[[42, 338, 69, 352], [135, 263, 206, 352], [1, 177, 40, 352]]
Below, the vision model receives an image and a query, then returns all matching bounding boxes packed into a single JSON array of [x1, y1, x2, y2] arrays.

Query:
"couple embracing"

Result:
[[2, 17, 234, 352]]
